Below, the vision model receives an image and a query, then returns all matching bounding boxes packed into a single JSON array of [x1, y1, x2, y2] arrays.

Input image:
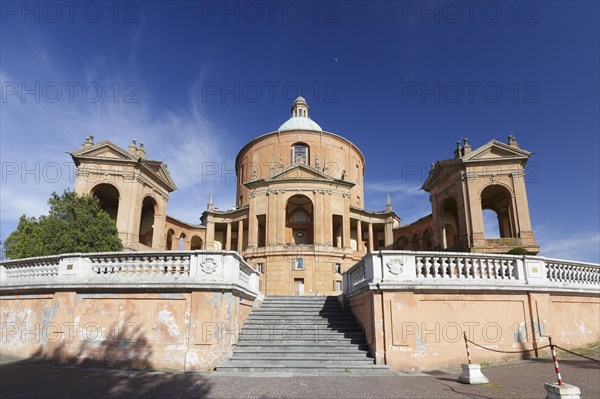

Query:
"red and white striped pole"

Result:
[[463, 331, 472, 364], [549, 336, 563, 386]]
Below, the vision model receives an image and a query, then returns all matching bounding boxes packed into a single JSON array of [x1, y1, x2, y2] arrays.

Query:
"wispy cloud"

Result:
[[364, 179, 430, 223], [0, 65, 235, 237], [536, 228, 600, 263]]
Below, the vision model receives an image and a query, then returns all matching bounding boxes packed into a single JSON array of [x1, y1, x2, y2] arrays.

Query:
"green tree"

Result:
[[4, 190, 123, 259]]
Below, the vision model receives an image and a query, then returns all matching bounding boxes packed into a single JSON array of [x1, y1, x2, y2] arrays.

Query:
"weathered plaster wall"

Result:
[[348, 290, 599, 372], [1, 291, 253, 371]]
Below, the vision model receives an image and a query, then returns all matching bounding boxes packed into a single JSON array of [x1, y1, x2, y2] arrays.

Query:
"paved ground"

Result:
[[1, 352, 599, 398]]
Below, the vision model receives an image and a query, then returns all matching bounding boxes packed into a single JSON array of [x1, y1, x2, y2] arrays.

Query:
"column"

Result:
[[342, 195, 351, 249], [384, 218, 394, 249], [368, 222, 374, 252], [237, 220, 244, 252], [225, 222, 232, 251], [357, 219, 363, 253], [267, 192, 277, 245], [152, 212, 161, 249], [277, 193, 286, 244], [206, 219, 215, 250], [248, 196, 257, 248]]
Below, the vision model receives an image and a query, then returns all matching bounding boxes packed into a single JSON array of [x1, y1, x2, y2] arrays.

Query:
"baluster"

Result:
[[476, 258, 483, 279], [468, 258, 474, 278]]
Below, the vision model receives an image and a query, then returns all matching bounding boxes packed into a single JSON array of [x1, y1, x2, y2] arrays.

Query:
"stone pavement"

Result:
[[1, 353, 599, 399]]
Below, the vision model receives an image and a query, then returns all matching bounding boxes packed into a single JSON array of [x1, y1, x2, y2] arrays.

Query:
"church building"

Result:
[[70, 97, 539, 295]]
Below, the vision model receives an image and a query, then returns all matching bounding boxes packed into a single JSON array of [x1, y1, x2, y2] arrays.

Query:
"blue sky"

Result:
[[1, 1, 598, 262]]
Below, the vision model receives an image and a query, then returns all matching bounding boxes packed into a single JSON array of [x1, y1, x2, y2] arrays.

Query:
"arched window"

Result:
[[291, 143, 309, 165], [289, 209, 310, 224], [286, 195, 313, 244]]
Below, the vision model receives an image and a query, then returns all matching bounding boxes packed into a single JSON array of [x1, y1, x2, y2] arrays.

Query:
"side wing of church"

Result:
[[70, 97, 539, 296]]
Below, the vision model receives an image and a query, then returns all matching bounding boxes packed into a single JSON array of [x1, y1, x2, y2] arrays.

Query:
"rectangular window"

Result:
[[334, 263, 341, 274], [294, 258, 304, 270], [257, 263, 264, 274], [335, 280, 342, 291]]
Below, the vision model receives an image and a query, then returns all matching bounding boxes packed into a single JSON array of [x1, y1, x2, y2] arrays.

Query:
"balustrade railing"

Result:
[[1, 251, 260, 298], [415, 255, 518, 280], [545, 259, 600, 285], [343, 251, 600, 295], [3, 256, 61, 279], [90, 254, 192, 276]]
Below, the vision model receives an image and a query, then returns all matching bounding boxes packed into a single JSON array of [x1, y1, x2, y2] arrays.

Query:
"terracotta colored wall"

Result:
[[0, 291, 254, 371], [348, 290, 599, 371], [236, 130, 366, 209]]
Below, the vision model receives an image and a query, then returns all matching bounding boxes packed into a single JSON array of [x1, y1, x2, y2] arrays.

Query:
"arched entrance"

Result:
[[286, 195, 314, 244], [481, 185, 515, 238], [411, 233, 421, 250], [442, 197, 460, 250], [139, 197, 157, 247], [166, 229, 175, 250], [423, 229, 433, 251], [191, 236, 203, 250], [395, 236, 408, 250], [90, 184, 119, 221]]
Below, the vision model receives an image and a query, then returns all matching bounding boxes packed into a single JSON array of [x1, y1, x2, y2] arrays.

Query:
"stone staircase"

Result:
[[216, 296, 390, 375]]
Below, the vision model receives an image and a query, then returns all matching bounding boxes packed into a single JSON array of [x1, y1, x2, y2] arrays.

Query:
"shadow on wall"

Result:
[[0, 355, 211, 399], [30, 317, 156, 369], [0, 317, 211, 398]]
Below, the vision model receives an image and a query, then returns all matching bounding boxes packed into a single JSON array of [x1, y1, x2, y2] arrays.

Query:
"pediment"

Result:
[[272, 165, 332, 181], [463, 140, 531, 162], [71, 141, 136, 162], [71, 140, 176, 191], [268, 163, 337, 182], [87, 146, 132, 160], [141, 160, 176, 189]]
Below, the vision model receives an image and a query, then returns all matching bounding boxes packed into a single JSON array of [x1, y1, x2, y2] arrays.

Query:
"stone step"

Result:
[[239, 330, 365, 338], [257, 305, 343, 310], [233, 346, 369, 354], [231, 352, 369, 359], [249, 311, 352, 316], [245, 319, 357, 324], [217, 295, 382, 374], [234, 341, 369, 349], [215, 367, 390, 376], [237, 338, 366, 347], [247, 313, 355, 318], [243, 318, 359, 324], [240, 330, 363, 338], [241, 326, 362, 332], [262, 296, 336, 300], [223, 357, 376, 365], [228, 355, 374, 363], [258, 302, 341, 304], [242, 324, 362, 330]]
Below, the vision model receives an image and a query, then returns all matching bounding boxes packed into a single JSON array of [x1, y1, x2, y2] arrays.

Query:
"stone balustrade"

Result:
[[1, 250, 260, 298], [343, 250, 600, 295]]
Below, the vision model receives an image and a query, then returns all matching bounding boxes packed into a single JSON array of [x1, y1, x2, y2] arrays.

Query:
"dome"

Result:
[[277, 97, 322, 132], [278, 116, 322, 132]]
